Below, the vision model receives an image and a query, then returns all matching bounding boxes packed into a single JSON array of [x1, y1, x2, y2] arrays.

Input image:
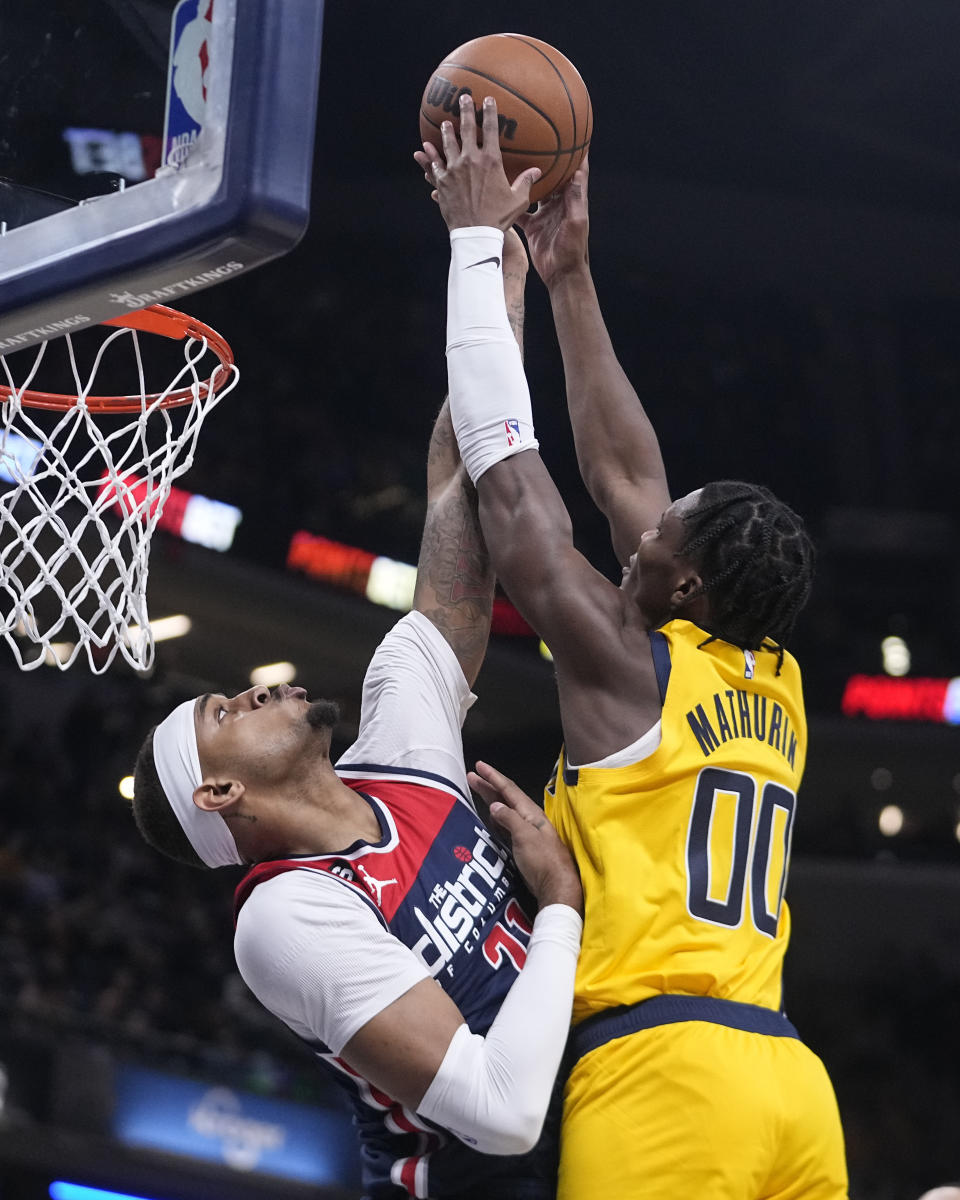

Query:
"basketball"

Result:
[[419, 34, 592, 204]]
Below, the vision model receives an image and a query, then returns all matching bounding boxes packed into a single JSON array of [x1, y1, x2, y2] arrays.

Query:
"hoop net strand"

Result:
[[0, 307, 238, 673]]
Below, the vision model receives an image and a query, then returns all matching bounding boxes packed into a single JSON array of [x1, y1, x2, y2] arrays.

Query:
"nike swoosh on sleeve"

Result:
[[464, 256, 501, 270]]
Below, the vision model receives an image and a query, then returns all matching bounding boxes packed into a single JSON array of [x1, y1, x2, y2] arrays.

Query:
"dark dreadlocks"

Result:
[[678, 480, 815, 668]]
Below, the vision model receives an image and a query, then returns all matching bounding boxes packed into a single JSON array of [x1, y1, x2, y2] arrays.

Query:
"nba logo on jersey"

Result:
[[744, 649, 756, 679], [504, 418, 520, 447], [162, 0, 214, 169]]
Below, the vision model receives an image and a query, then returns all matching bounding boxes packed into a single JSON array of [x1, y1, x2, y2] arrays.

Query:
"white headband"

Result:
[[152, 698, 245, 869]]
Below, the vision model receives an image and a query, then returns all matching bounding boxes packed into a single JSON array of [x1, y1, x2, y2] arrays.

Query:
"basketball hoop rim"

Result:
[[0, 304, 235, 414]]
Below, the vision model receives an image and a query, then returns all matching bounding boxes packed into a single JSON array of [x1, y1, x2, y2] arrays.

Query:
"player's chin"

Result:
[[306, 699, 340, 730]]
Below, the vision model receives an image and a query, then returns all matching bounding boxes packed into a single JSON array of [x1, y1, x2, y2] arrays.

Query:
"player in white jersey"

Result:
[[130, 234, 583, 1200]]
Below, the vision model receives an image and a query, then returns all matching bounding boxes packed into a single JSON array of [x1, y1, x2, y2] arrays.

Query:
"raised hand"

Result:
[[424, 94, 542, 233], [414, 146, 529, 279], [413, 137, 444, 200], [516, 155, 590, 288], [468, 761, 582, 913]]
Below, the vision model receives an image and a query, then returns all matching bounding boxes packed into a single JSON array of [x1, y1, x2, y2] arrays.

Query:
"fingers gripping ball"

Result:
[[420, 33, 592, 204]]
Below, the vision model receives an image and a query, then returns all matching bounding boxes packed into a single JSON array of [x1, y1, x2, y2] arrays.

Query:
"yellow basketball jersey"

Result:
[[545, 618, 806, 1025]]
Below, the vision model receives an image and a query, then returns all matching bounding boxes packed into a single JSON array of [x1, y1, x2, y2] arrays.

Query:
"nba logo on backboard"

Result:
[[163, 0, 214, 169], [744, 649, 756, 679], [504, 418, 520, 447]]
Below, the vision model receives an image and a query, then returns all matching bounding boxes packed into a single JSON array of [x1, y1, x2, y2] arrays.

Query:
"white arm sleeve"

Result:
[[237, 875, 582, 1152], [446, 227, 539, 484], [416, 904, 582, 1156], [337, 610, 476, 795], [234, 871, 429, 1054]]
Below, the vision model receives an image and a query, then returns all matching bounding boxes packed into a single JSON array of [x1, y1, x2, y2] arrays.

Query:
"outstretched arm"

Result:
[[519, 158, 671, 565], [412, 233, 528, 686], [412, 401, 493, 687], [420, 95, 664, 762]]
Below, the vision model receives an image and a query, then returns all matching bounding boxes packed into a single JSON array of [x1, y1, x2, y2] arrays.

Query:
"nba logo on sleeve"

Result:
[[744, 649, 756, 679], [504, 418, 520, 447], [163, 0, 214, 169]]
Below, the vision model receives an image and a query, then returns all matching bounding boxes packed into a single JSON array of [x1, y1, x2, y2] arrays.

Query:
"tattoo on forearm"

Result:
[[417, 482, 494, 667], [504, 285, 526, 360], [426, 398, 459, 481]]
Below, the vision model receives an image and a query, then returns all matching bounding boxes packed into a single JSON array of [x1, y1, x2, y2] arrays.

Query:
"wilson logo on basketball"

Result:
[[419, 35, 592, 204], [453, 846, 472, 862], [423, 75, 518, 141]]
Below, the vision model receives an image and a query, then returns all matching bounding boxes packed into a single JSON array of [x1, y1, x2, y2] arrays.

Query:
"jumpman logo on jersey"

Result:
[[356, 863, 398, 905]]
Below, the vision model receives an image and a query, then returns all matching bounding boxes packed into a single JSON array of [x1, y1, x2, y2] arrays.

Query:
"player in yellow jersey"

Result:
[[416, 94, 848, 1198]]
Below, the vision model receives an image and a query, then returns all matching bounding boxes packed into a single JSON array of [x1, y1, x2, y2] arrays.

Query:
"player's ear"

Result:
[[194, 778, 245, 813], [670, 571, 703, 610]]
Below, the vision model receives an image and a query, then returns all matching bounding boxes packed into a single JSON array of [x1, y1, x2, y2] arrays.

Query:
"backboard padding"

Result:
[[0, 0, 325, 349]]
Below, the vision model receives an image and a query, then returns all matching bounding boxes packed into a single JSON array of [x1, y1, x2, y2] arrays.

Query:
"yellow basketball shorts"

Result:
[[559, 1002, 848, 1200]]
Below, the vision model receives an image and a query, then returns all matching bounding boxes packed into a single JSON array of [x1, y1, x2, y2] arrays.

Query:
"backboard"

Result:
[[0, 0, 325, 350]]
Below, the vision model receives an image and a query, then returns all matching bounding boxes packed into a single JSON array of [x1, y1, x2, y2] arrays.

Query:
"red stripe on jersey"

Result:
[[369, 1083, 399, 1111], [399, 1154, 420, 1195], [339, 778, 457, 922], [233, 776, 458, 924], [389, 1107, 424, 1135], [329, 1058, 438, 1140]]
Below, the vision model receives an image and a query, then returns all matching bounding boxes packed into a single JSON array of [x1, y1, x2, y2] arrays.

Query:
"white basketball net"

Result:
[[0, 322, 238, 673]]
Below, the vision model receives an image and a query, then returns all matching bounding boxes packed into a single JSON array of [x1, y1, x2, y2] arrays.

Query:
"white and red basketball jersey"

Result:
[[233, 613, 559, 1200]]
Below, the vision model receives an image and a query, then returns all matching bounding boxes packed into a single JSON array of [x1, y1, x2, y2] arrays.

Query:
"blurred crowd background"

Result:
[[2, 0, 960, 1196], [2, 254, 958, 1195]]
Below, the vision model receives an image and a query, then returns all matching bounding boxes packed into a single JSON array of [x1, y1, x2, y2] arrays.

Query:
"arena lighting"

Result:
[[148, 614, 192, 642], [842, 675, 960, 724], [118, 776, 135, 801], [366, 555, 417, 612], [881, 635, 911, 677], [878, 805, 904, 837], [44, 642, 75, 666], [50, 1184, 162, 1200], [62, 127, 149, 180], [0, 430, 42, 484], [250, 661, 297, 686], [126, 615, 192, 644], [287, 531, 535, 635], [98, 473, 242, 553]]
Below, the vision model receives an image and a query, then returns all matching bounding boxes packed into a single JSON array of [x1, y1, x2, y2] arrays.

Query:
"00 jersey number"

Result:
[[685, 766, 796, 938]]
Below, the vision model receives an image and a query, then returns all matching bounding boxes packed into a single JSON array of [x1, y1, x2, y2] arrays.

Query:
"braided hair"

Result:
[[678, 480, 815, 668]]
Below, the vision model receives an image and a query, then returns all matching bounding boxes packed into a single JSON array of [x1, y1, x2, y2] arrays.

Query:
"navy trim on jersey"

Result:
[[324, 794, 405, 861], [561, 756, 579, 788], [261, 795, 390, 859], [336, 760, 472, 805], [648, 629, 672, 706], [235, 767, 556, 1200], [331, 794, 393, 855], [570, 993, 800, 1062]]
